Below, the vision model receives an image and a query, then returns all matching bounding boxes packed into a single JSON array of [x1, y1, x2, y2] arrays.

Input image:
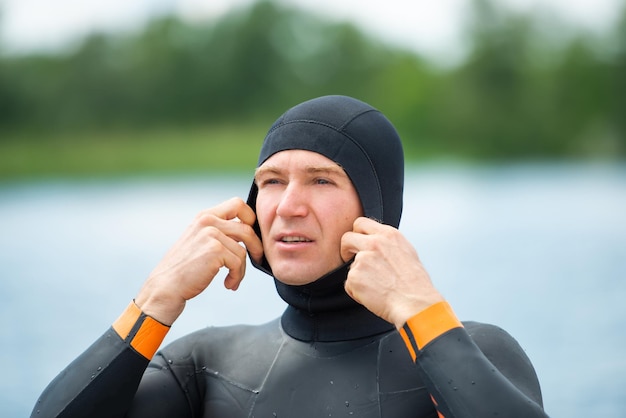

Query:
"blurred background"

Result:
[[0, 0, 625, 417], [1, 0, 624, 172]]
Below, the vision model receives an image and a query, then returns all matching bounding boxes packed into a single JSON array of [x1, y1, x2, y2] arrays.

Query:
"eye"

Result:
[[314, 178, 333, 185], [260, 178, 281, 187]]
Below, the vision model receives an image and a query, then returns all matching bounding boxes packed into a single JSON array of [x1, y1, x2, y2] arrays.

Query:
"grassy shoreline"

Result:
[[0, 125, 271, 179]]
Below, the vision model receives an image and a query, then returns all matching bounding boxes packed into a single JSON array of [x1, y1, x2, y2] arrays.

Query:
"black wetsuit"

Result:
[[31, 96, 547, 417], [32, 264, 545, 418]]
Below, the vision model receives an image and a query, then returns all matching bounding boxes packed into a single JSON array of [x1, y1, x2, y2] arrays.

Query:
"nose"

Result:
[[275, 182, 309, 218]]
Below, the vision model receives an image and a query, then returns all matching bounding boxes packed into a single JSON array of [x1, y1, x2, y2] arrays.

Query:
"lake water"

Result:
[[1, 162, 625, 418]]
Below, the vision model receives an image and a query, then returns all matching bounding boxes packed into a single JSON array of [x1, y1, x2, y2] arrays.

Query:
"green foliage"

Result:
[[0, 0, 624, 178]]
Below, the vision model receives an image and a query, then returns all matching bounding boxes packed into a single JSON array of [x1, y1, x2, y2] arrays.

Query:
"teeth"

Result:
[[281, 236, 311, 243]]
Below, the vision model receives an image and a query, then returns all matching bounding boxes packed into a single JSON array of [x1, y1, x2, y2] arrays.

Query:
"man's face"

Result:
[[254, 149, 363, 285]]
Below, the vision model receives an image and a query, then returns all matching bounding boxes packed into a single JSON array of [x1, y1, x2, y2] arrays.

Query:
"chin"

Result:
[[267, 259, 326, 286], [269, 262, 343, 286], [270, 263, 327, 286], [273, 272, 319, 286]]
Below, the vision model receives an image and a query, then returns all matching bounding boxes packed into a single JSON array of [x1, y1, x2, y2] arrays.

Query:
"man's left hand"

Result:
[[341, 217, 444, 328]]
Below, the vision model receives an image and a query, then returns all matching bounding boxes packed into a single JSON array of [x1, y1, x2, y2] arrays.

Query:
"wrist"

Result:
[[391, 293, 446, 330], [134, 291, 185, 326], [112, 301, 171, 360], [398, 300, 463, 361]]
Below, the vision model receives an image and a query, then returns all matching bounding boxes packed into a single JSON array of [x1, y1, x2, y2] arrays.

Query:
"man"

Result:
[[32, 95, 547, 417]]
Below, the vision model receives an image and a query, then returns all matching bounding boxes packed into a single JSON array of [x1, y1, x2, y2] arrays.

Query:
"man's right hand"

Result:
[[134, 197, 264, 326]]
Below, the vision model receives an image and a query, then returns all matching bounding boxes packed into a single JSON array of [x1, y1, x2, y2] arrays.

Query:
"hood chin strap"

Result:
[[251, 255, 394, 342]]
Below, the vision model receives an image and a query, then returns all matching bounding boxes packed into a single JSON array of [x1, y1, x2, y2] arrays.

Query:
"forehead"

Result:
[[255, 149, 346, 175]]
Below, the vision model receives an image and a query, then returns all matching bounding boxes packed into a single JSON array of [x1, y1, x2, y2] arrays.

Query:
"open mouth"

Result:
[[280, 236, 312, 243]]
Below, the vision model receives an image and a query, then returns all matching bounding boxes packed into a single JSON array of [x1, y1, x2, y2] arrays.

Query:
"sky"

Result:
[[0, 0, 623, 62]]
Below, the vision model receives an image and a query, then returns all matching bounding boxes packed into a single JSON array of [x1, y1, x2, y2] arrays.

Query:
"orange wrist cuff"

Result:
[[112, 301, 170, 360], [399, 301, 463, 361]]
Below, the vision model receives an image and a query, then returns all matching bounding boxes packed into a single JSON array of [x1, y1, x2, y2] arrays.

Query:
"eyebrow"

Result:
[[254, 164, 347, 181]]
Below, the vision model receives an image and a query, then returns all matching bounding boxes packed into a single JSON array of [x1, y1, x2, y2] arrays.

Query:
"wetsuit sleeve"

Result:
[[31, 301, 170, 418], [399, 301, 548, 418]]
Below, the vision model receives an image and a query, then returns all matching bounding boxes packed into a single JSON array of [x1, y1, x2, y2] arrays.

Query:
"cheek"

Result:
[[339, 196, 363, 227], [254, 194, 273, 237], [327, 201, 360, 239]]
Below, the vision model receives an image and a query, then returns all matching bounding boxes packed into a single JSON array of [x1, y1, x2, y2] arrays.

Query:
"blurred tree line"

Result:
[[0, 0, 624, 160]]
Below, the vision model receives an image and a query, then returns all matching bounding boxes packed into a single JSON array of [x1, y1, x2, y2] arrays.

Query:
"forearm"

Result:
[[31, 302, 169, 418], [399, 302, 547, 418]]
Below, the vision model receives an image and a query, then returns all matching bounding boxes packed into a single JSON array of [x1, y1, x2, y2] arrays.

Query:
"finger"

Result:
[[340, 217, 383, 261], [233, 200, 257, 227], [199, 198, 264, 263], [352, 216, 385, 234], [343, 278, 358, 303], [340, 231, 364, 262], [209, 217, 264, 263], [226, 201, 265, 261], [242, 233, 264, 264], [212, 231, 248, 290], [195, 199, 243, 226], [208, 197, 256, 224], [224, 265, 246, 291]]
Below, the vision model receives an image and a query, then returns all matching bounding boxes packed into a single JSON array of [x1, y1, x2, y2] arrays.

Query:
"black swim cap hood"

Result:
[[246, 95, 404, 341], [248, 95, 404, 228]]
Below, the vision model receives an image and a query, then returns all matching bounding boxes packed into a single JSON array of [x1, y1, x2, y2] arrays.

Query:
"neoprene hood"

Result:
[[246, 95, 405, 341], [248, 95, 404, 229]]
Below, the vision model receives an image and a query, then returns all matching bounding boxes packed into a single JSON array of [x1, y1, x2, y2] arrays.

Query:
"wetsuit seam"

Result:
[[380, 387, 429, 395], [415, 334, 474, 418], [246, 330, 289, 417], [125, 313, 147, 344], [156, 352, 198, 418], [196, 367, 259, 394], [375, 338, 383, 418], [414, 361, 455, 417], [265, 108, 378, 137], [402, 323, 420, 356], [338, 108, 379, 131]]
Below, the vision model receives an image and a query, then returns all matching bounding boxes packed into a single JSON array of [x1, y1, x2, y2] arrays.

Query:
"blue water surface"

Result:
[[1, 162, 624, 417]]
